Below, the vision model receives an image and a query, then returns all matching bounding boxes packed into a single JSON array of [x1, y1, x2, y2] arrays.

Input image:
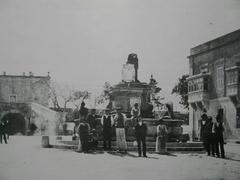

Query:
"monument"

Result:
[[110, 53, 153, 117]]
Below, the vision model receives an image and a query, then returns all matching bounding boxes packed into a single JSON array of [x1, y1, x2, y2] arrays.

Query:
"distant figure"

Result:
[[74, 101, 88, 139], [86, 109, 97, 130], [114, 106, 127, 152], [200, 108, 208, 141], [135, 118, 147, 157], [203, 117, 214, 156], [213, 113, 225, 158], [156, 119, 168, 154], [200, 116, 208, 153], [131, 103, 141, 126], [78, 121, 90, 153], [79, 101, 88, 122], [101, 109, 113, 150], [0, 121, 8, 144], [4, 120, 10, 140]]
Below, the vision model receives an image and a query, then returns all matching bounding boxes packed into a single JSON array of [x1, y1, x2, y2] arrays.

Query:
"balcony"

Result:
[[187, 73, 210, 110]]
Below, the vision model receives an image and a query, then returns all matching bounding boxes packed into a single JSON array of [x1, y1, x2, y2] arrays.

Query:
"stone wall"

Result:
[[191, 97, 240, 140], [0, 75, 50, 106]]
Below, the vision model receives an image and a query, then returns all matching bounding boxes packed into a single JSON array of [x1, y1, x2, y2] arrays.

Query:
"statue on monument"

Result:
[[127, 53, 139, 82]]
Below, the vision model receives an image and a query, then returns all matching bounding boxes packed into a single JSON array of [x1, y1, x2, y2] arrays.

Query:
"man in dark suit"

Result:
[[135, 118, 147, 157], [101, 109, 113, 150]]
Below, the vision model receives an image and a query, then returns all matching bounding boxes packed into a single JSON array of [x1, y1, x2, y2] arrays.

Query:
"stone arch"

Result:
[[1, 111, 28, 135]]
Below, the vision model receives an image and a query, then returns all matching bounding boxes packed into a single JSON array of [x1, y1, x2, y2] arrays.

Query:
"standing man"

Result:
[[114, 106, 127, 152], [0, 121, 8, 144], [101, 109, 113, 150], [213, 112, 225, 158], [135, 118, 147, 157], [74, 101, 88, 139], [200, 108, 208, 142], [4, 120, 10, 140], [78, 119, 90, 153], [79, 101, 88, 121]]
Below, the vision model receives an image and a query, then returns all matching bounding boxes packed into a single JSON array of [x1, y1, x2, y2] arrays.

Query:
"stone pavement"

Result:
[[0, 136, 240, 180], [225, 142, 240, 161]]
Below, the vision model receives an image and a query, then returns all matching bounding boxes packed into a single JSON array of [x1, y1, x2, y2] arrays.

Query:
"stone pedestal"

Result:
[[42, 135, 50, 148]]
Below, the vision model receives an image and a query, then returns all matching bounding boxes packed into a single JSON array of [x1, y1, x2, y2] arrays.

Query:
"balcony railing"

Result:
[[187, 73, 210, 103]]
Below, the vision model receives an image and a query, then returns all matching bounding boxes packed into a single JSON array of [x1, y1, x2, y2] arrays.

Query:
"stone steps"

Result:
[[50, 138, 204, 152], [57, 140, 203, 147]]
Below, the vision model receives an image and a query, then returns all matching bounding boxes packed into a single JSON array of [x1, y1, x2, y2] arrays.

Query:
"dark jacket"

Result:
[[79, 107, 88, 119], [135, 123, 147, 138], [78, 123, 90, 140], [214, 122, 224, 136], [86, 114, 97, 129], [102, 115, 112, 130]]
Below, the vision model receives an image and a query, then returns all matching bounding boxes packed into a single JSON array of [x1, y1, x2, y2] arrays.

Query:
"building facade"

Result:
[[0, 72, 50, 106], [0, 72, 51, 135], [188, 29, 240, 140]]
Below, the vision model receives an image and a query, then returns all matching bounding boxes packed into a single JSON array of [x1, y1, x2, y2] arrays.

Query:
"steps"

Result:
[[49, 136, 204, 152]]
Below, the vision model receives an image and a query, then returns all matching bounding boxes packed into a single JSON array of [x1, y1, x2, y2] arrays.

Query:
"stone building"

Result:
[[0, 72, 51, 135], [187, 29, 240, 140]]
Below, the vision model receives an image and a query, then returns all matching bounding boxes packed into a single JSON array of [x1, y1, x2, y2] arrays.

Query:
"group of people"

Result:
[[0, 120, 9, 144], [74, 102, 169, 157], [200, 109, 225, 158]]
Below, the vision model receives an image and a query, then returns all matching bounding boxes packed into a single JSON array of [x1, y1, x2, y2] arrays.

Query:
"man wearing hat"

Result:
[[101, 108, 113, 150], [113, 106, 127, 152]]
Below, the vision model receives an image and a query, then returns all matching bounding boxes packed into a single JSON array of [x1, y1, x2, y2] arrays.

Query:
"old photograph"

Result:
[[0, 0, 240, 180]]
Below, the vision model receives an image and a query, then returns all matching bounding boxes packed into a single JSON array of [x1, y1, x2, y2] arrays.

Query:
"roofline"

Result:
[[0, 75, 50, 79], [189, 28, 240, 57]]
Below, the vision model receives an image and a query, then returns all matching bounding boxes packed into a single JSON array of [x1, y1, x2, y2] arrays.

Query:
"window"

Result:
[[9, 95, 17, 103], [237, 108, 240, 128], [216, 66, 224, 91], [226, 70, 238, 85], [200, 63, 209, 73], [203, 78, 208, 91]]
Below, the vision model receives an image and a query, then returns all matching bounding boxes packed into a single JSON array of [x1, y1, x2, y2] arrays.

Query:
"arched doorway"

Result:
[[1, 113, 26, 135]]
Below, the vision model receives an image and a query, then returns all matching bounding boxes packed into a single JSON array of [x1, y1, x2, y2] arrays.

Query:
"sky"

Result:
[[0, 0, 240, 111]]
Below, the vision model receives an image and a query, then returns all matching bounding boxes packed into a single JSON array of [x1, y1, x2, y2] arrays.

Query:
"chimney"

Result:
[[47, 72, 50, 77], [3, 72, 6, 76], [29, 72, 33, 77]]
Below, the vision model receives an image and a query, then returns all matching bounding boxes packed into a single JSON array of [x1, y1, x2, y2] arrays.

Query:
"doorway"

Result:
[[1, 113, 26, 135]]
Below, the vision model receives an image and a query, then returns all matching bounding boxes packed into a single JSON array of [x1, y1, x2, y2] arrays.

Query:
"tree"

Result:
[[48, 80, 90, 112], [48, 80, 61, 109], [172, 74, 189, 109], [96, 82, 113, 108], [149, 75, 164, 107], [72, 90, 90, 109]]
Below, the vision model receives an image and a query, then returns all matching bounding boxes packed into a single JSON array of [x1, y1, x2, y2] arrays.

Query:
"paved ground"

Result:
[[0, 136, 240, 180]]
